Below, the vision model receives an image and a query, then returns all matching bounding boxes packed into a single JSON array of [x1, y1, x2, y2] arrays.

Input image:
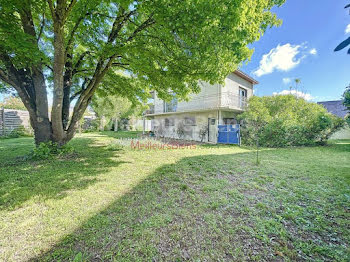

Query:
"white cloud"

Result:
[[273, 89, 314, 101], [309, 48, 317, 55], [346, 24, 350, 34], [253, 43, 306, 77], [282, 77, 291, 85]]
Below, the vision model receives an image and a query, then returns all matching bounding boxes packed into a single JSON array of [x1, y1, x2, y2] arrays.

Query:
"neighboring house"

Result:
[[318, 100, 350, 139], [144, 70, 258, 143]]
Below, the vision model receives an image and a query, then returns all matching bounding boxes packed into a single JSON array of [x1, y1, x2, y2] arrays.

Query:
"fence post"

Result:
[[1, 107, 4, 136]]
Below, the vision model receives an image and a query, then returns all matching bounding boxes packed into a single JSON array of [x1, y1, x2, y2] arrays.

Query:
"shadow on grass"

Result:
[[31, 152, 259, 261], [0, 137, 129, 211], [32, 140, 350, 262]]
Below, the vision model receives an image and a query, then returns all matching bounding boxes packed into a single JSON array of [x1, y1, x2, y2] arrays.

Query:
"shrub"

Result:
[[31, 142, 74, 160], [239, 95, 345, 147]]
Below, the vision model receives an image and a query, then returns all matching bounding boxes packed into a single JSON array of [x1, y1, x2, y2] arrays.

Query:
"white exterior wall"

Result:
[[221, 73, 253, 110], [152, 110, 239, 143], [152, 111, 219, 142], [154, 92, 164, 114], [153, 82, 220, 114], [176, 82, 221, 112], [152, 73, 254, 115]]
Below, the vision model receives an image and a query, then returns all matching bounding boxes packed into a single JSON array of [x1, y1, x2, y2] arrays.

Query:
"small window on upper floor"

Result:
[[163, 95, 178, 113], [239, 87, 247, 98]]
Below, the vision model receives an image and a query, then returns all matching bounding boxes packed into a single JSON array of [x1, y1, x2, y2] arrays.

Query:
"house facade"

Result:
[[144, 70, 258, 143]]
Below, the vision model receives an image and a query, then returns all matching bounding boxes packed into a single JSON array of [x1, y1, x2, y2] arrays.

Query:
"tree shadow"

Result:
[[32, 141, 350, 261], [0, 137, 129, 211], [31, 150, 282, 261]]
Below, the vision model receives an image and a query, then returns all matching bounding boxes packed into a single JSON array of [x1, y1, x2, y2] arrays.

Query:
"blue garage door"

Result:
[[217, 125, 240, 145]]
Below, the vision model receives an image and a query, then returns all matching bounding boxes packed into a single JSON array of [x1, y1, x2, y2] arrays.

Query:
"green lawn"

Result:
[[0, 133, 349, 261]]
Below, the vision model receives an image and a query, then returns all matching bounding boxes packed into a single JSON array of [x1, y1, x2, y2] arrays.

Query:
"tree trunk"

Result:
[[32, 119, 53, 145], [114, 118, 118, 131], [51, 21, 66, 144], [100, 116, 105, 131]]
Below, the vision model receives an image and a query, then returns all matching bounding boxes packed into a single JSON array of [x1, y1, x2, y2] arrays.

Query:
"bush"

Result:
[[31, 142, 74, 160], [239, 95, 345, 147]]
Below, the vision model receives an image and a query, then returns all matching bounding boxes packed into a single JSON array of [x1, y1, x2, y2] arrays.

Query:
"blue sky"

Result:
[[241, 0, 350, 102]]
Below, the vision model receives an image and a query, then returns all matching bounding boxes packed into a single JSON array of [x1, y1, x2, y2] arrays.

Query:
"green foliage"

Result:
[[0, 96, 26, 110], [239, 95, 345, 147], [334, 3, 350, 54], [90, 94, 140, 130], [31, 142, 74, 160], [0, 0, 285, 103], [343, 84, 350, 125]]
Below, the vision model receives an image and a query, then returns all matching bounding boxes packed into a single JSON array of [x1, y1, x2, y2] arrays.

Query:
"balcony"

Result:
[[145, 91, 249, 115], [221, 92, 248, 110], [144, 105, 154, 115]]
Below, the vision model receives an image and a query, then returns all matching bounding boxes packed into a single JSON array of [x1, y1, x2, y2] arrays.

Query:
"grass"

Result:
[[0, 133, 349, 261]]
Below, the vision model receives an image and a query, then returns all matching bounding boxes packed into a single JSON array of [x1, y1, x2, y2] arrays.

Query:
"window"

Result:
[[239, 87, 248, 108], [165, 118, 175, 127], [184, 117, 196, 126], [239, 87, 247, 98], [223, 118, 237, 125], [163, 96, 178, 113]]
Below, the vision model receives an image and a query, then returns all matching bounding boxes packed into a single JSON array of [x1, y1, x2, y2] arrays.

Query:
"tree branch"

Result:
[[0, 68, 17, 88], [108, 9, 136, 43], [65, 0, 77, 17], [126, 14, 155, 43], [65, 14, 86, 55], [47, 0, 55, 20], [37, 13, 46, 42], [72, 51, 90, 75]]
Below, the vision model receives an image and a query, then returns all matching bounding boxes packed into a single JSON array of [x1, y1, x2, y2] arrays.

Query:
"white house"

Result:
[[144, 70, 258, 143]]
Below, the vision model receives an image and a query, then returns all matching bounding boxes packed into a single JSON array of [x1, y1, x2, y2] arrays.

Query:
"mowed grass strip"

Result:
[[0, 133, 349, 261]]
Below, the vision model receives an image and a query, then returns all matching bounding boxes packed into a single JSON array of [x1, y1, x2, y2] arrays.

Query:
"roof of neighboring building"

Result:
[[317, 100, 348, 119], [234, 70, 259, 85]]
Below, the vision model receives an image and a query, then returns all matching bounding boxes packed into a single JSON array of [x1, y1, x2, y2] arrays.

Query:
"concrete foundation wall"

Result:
[[152, 110, 239, 143]]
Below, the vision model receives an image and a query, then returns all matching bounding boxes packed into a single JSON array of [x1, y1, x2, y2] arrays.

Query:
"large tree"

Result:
[[0, 0, 284, 145]]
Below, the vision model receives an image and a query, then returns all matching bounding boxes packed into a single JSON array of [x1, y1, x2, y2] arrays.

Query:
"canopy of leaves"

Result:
[[0, 0, 285, 103], [239, 95, 345, 147], [334, 3, 350, 54], [0, 96, 26, 110], [90, 94, 139, 121]]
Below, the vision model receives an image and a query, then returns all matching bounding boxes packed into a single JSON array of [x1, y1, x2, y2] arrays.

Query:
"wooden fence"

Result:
[[0, 108, 31, 135]]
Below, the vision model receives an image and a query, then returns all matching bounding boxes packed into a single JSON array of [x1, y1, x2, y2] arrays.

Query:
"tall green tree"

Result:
[[0, 0, 285, 145]]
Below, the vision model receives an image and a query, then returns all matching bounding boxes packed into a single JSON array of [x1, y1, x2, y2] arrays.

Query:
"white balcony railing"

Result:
[[221, 92, 248, 110], [145, 91, 248, 115]]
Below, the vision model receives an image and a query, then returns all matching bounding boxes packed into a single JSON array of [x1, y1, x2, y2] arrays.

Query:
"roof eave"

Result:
[[233, 70, 259, 85]]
